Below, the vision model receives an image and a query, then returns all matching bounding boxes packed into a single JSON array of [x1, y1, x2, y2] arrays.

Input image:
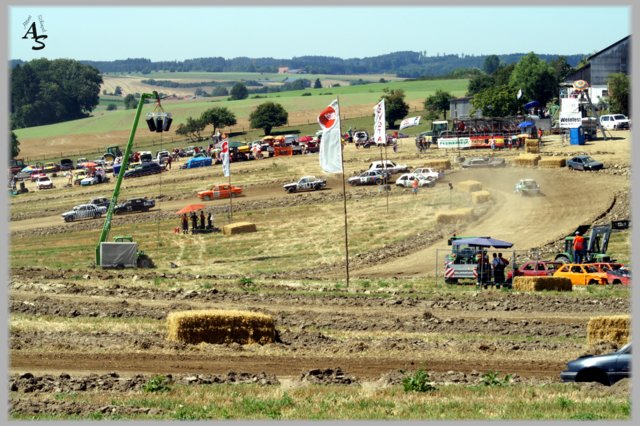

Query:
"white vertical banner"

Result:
[[373, 99, 386, 145], [221, 139, 230, 177], [318, 99, 343, 173]]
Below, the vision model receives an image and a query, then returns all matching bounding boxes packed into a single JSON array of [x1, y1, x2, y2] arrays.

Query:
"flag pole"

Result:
[[384, 142, 389, 212], [338, 97, 350, 288], [228, 164, 232, 223]]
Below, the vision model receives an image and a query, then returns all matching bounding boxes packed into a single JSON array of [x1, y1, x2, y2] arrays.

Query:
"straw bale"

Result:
[[513, 154, 541, 167], [457, 180, 482, 193], [471, 190, 491, 204], [167, 309, 275, 345], [513, 276, 572, 292], [435, 208, 474, 225], [422, 159, 452, 170], [223, 222, 257, 235], [538, 157, 566, 168], [587, 315, 630, 347]]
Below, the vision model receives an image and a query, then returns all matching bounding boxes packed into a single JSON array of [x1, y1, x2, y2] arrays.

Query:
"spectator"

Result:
[[412, 177, 419, 195], [190, 211, 198, 233], [207, 212, 213, 230], [181, 214, 188, 234], [167, 155, 172, 170], [199, 211, 205, 229], [573, 232, 585, 263]]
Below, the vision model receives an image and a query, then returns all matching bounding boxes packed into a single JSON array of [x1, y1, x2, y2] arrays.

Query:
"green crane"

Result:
[[95, 91, 162, 267]]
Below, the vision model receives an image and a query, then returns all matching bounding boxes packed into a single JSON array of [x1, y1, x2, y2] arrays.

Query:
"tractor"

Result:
[[103, 146, 123, 163], [555, 224, 613, 264]]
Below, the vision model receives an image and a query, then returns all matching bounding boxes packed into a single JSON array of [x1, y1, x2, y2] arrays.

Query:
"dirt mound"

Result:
[[299, 368, 359, 385]]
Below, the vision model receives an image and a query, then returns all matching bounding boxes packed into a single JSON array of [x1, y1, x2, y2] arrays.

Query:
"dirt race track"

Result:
[[9, 132, 632, 417]]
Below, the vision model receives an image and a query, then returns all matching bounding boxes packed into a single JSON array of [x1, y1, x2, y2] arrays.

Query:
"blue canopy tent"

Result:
[[524, 100, 540, 110], [517, 121, 534, 128], [452, 237, 513, 248]]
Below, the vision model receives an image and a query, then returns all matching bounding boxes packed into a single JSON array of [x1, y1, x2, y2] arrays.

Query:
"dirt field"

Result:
[[8, 131, 632, 418]]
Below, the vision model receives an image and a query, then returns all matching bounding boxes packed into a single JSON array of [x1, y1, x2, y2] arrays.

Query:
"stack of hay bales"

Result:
[[435, 208, 474, 225], [471, 190, 491, 204], [513, 276, 572, 292], [457, 180, 482, 193], [223, 222, 257, 236], [513, 154, 541, 167], [422, 159, 452, 170], [587, 315, 630, 347], [525, 138, 540, 153], [167, 309, 275, 345], [538, 157, 566, 168]]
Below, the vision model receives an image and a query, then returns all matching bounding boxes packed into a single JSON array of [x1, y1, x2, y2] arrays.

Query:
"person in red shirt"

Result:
[[573, 232, 585, 263]]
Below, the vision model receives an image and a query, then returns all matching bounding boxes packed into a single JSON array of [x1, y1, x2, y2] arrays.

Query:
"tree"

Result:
[[423, 90, 452, 120], [10, 131, 20, 159], [607, 73, 629, 115], [509, 52, 557, 107], [381, 88, 409, 128], [106, 104, 117, 111], [471, 84, 519, 117], [123, 94, 137, 109], [483, 55, 500, 74], [175, 117, 206, 142], [467, 74, 495, 96], [229, 82, 249, 100], [10, 58, 103, 129], [200, 107, 237, 136], [549, 56, 574, 83], [114, 86, 123, 96], [313, 78, 322, 89], [249, 102, 288, 135], [194, 88, 208, 97], [211, 86, 229, 97]]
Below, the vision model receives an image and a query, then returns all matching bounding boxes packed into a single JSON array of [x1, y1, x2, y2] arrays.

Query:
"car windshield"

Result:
[[585, 266, 599, 273], [582, 156, 594, 163], [618, 343, 631, 354]]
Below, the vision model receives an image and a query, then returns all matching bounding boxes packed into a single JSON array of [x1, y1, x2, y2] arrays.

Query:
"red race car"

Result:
[[197, 184, 243, 201]]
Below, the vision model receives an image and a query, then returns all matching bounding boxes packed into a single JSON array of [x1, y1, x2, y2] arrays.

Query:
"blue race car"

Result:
[[183, 153, 212, 169]]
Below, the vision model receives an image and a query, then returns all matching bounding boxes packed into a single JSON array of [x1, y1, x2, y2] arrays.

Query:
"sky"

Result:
[[8, 5, 631, 62]]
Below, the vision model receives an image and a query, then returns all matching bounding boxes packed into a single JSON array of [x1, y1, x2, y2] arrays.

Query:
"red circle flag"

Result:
[[318, 105, 337, 129]]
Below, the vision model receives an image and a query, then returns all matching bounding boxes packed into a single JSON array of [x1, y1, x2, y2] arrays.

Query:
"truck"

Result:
[[555, 224, 613, 264], [417, 120, 449, 146], [443, 235, 488, 284], [10, 158, 26, 175]]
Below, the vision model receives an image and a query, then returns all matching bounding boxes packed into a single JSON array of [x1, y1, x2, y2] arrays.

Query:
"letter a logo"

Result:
[[22, 22, 47, 50]]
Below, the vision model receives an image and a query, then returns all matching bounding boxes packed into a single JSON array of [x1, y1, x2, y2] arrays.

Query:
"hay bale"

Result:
[[471, 190, 491, 204], [458, 180, 482, 193], [587, 315, 630, 347], [513, 154, 541, 167], [223, 222, 257, 235], [421, 159, 452, 170], [435, 208, 474, 224], [538, 157, 566, 168], [167, 309, 275, 345], [513, 276, 572, 292], [525, 139, 540, 153]]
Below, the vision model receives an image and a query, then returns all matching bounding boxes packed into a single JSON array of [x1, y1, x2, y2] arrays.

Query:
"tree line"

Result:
[[11, 52, 584, 76]]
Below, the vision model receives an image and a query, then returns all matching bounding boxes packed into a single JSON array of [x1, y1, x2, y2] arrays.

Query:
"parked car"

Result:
[[156, 150, 171, 164], [124, 162, 163, 178], [606, 268, 631, 286], [283, 176, 327, 193], [73, 169, 88, 185], [183, 153, 212, 169], [367, 160, 410, 175], [88, 197, 111, 209], [412, 168, 443, 181], [198, 184, 243, 201], [514, 178, 540, 196], [30, 171, 46, 182], [61, 204, 107, 222], [590, 263, 623, 273], [461, 157, 506, 168], [506, 261, 563, 284], [560, 343, 631, 385], [567, 155, 604, 171], [43, 162, 61, 174], [80, 174, 110, 186], [553, 263, 608, 285], [114, 198, 156, 214], [347, 170, 388, 186], [36, 176, 54, 190], [60, 159, 74, 171], [395, 173, 436, 188], [599, 114, 630, 130], [353, 130, 369, 146]]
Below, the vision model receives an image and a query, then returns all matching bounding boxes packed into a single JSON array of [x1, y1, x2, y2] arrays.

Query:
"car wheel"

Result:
[[64, 216, 72, 223], [588, 279, 599, 285], [576, 369, 609, 386], [444, 278, 458, 285], [287, 188, 295, 193], [136, 255, 154, 268], [612, 279, 621, 285], [374, 178, 382, 185], [204, 195, 211, 201]]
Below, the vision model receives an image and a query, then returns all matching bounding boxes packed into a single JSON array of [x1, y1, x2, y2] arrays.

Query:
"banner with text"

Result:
[[373, 100, 386, 145], [437, 137, 472, 149]]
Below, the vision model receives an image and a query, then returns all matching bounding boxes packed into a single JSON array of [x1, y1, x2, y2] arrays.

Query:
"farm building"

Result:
[[564, 35, 630, 103], [449, 96, 482, 119]]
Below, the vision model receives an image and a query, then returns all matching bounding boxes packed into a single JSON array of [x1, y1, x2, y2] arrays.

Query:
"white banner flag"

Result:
[[517, 88, 523, 99], [373, 100, 386, 145], [318, 99, 343, 173], [399, 116, 421, 130], [561, 97, 580, 113], [221, 139, 230, 177]]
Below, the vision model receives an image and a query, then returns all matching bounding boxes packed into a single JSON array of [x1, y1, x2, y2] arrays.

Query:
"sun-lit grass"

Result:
[[10, 382, 630, 420]]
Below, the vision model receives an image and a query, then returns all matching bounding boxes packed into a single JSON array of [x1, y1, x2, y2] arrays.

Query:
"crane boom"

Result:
[[95, 91, 158, 266]]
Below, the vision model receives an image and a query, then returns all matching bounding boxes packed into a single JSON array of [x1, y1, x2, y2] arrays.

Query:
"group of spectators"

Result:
[[475, 251, 510, 289], [181, 211, 214, 234]]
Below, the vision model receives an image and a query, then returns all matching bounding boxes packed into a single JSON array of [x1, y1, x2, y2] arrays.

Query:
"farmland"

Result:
[[8, 105, 632, 421]]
